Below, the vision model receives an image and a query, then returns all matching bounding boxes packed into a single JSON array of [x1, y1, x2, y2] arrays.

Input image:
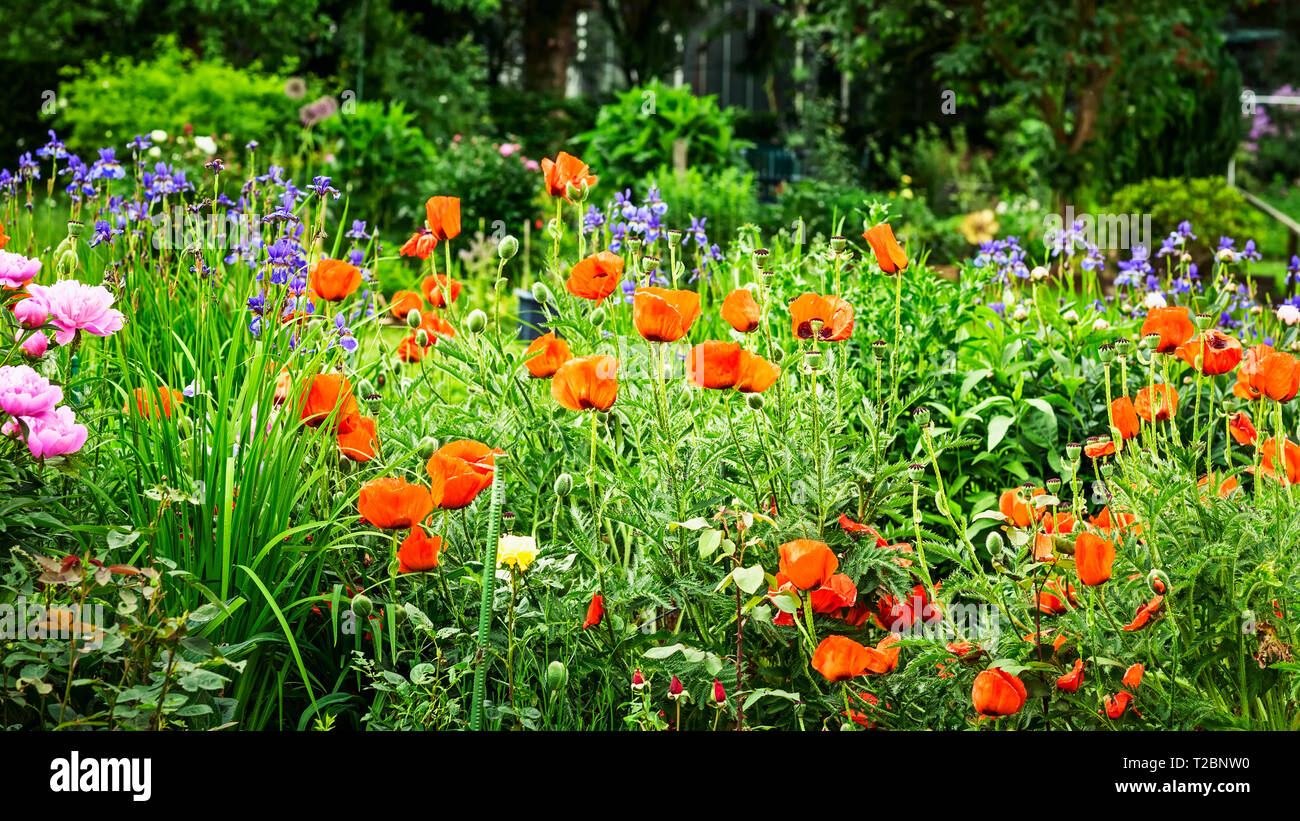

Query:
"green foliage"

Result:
[[642, 166, 761, 245], [1107, 177, 1266, 263], [577, 80, 752, 182], [425, 135, 541, 237]]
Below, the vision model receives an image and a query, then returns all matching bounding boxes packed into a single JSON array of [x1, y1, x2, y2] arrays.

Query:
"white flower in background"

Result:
[[1144, 291, 1167, 310], [150, 129, 167, 142], [1217, 248, 1236, 263], [1031, 266, 1049, 282], [147, 146, 161, 158], [1277, 304, 1300, 326], [1092, 318, 1111, 332], [1061, 309, 1079, 324], [193, 135, 217, 155], [1012, 306, 1031, 322]]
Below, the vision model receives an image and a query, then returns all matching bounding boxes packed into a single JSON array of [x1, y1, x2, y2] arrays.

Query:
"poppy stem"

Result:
[[469, 453, 507, 732]]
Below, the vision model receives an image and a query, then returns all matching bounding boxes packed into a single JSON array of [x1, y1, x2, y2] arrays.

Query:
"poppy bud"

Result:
[[640, 255, 661, 275], [415, 329, 430, 347], [417, 436, 439, 458], [666, 228, 683, 246], [985, 530, 1004, 555], [407, 309, 422, 329], [351, 594, 373, 617], [752, 249, 770, 270], [1098, 343, 1115, 364], [466, 309, 488, 334], [1046, 477, 1061, 494], [566, 180, 587, 203], [872, 339, 888, 360], [1147, 569, 1169, 596], [357, 378, 375, 397], [829, 235, 847, 252], [632, 669, 647, 692], [553, 472, 573, 497], [531, 282, 554, 305], [912, 407, 931, 428], [589, 306, 607, 327], [498, 235, 519, 260], [1065, 442, 1082, 461], [667, 674, 685, 700], [746, 393, 765, 411], [494, 277, 508, 291], [546, 660, 568, 691], [907, 463, 927, 483]]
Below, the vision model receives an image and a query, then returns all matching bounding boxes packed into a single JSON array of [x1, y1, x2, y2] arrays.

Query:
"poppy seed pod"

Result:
[[1065, 442, 1082, 461], [666, 228, 683, 246], [66, 219, 85, 239], [1113, 337, 1132, 357], [364, 393, 382, 413], [913, 407, 931, 428], [546, 660, 568, 691], [872, 339, 889, 360], [640, 255, 660, 275], [1098, 343, 1115, 364], [351, 594, 373, 618], [1195, 312, 1213, 329], [406, 309, 423, 329], [759, 269, 775, 285], [1046, 477, 1061, 494], [553, 472, 573, 497], [1099, 462, 1114, 479], [829, 235, 847, 252], [908, 463, 927, 483], [498, 235, 519, 260], [466, 309, 488, 334], [624, 235, 644, 252], [752, 249, 770, 270]]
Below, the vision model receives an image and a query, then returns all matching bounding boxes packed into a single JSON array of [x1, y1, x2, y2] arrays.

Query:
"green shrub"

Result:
[[54, 36, 298, 155], [1106, 176, 1266, 262], [425, 135, 541, 238], [642, 166, 760, 245], [576, 80, 752, 182]]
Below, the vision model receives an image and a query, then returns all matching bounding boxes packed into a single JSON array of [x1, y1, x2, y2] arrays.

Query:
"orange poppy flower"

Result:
[[1074, 532, 1115, 586], [778, 539, 839, 590], [426, 440, 503, 510], [0, 220, 8, 249], [337, 415, 379, 462], [541, 151, 597, 200], [1035, 579, 1075, 614], [998, 487, 1044, 528], [420, 274, 461, 309], [397, 335, 427, 363], [1034, 511, 1074, 561], [1234, 345, 1300, 401], [1056, 658, 1085, 693], [273, 366, 293, 405], [551, 354, 619, 411], [1090, 505, 1136, 535], [400, 228, 437, 260], [1123, 662, 1144, 690], [812, 635, 872, 682], [734, 351, 781, 393], [810, 573, 858, 614], [1084, 438, 1116, 459], [358, 477, 433, 530], [1110, 396, 1141, 439], [524, 332, 572, 378], [1175, 329, 1243, 376], [424, 195, 461, 241], [298, 373, 359, 430], [862, 223, 909, 273], [1103, 690, 1133, 719], [310, 258, 363, 302], [1123, 595, 1164, 631], [417, 312, 456, 341], [971, 667, 1027, 717], [1140, 306, 1195, 354], [398, 527, 444, 573], [789, 293, 854, 341], [1133, 384, 1178, 422], [126, 386, 184, 420], [633, 287, 701, 342], [687, 341, 742, 389], [720, 288, 761, 333], [389, 289, 423, 320], [582, 593, 605, 629], [862, 634, 902, 674], [1257, 437, 1300, 485], [1197, 472, 1239, 498], [1229, 411, 1256, 446], [566, 251, 624, 301]]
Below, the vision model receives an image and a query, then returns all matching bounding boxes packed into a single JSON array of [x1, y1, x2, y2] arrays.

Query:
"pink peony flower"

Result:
[[13, 295, 47, 328], [21, 281, 125, 345], [0, 364, 63, 420], [20, 405, 87, 459], [0, 250, 41, 289], [21, 332, 48, 358]]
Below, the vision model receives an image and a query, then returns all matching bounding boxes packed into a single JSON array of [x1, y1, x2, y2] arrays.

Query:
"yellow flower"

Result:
[[497, 535, 540, 572]]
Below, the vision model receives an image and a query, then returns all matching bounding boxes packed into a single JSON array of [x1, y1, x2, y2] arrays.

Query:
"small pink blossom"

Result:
[[499, 142, 520, 158], [20, 405, 87, 459], [13, 296, 47, 328], [21, 332, 48, 358], [21, 281, 125, 345], [0, 250, 41, 289], [524, 160, 540, 172], [0, 364, 63, 420]]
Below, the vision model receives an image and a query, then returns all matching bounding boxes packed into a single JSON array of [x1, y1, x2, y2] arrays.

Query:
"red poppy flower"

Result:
[[1122, 662, 1144, 690], [0, 220, 8, 250], [566, 251, 624, 301], [686, 342, 780, 393], [426, 440, 503, 510], [582, 593, 605, 629], [734, 351, 781, 393], [551, 355, 619, 411], [1234, 344, 1300, 401], [1123, 595, 1164, 631], [862, 223, 909, 273], [524, 332, 572, 378], [389, 289, 423, 320], [634, 287, 701, 342], [1134, 384, 1178, 422], [424, 195, 461, 241], [810, 573, 858, 614], [1110, 396, 1141, 439], [789, 293, 854, 340], [998, 486, 1044, 528], [541, 151, 597, 200], [838, 514, 888, 547], [1140, 306, 1195, 353], [1074, 532, 1115, 586], [811, 635, 872, 682], [1103, 690, 1133, 719], [298, 373, 359, 430], [777, 539, 838, 590], [1035, 579, 1075, 614], [126, 386, 184, 420], [972, 667, 1027, 717], [358, 477, 433, 530], [1229, 411, 1256, 446], [862, 634, 902, 674], [337, 415, 379, 462], [1056, 658, 1085, 693], [1257, 437, 1300, 485], [417, 311, 457, 340], [397, 335, 426, 363], [400, 228, 437, 260], [398, 527, 444, 572], [1175, 329, 1243, 376], [310, 258, 363, 302], [1084, 438, 1116, 459], [720, 288, 761, 333], [1090, 505, 1137, 535], [420, 274, 462, 309]]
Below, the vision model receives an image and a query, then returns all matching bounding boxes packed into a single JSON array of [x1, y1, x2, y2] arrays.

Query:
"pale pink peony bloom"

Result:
[[13, 295, 47, 328], [21, 332, 48, 358], [0, 250, 41, 289], [0, 364, 63, 420], [21, 281, 125, 345], [20, 405, 87, 459]]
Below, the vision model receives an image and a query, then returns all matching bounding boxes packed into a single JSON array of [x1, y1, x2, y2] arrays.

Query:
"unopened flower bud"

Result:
[[417, 436, 439, 458], [553, 472, 573, 497], [746, 393, 765, 411], [590, 306, 607, 327], [351, 594, 373, 618], [498, 235, 519, 260], [415, 329, 430, 347], [667, 674, 685, 700], [466, 309, 488, 334], [546, 660, 568, 691], [531, 282, 554, 305], [712, 678, 727, 707], [632, 668, 647, 692], [407, 309, 422, 329]]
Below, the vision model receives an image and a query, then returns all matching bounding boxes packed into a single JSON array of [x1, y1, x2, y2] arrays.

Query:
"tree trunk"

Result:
[[522, 0, 578, 94]]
